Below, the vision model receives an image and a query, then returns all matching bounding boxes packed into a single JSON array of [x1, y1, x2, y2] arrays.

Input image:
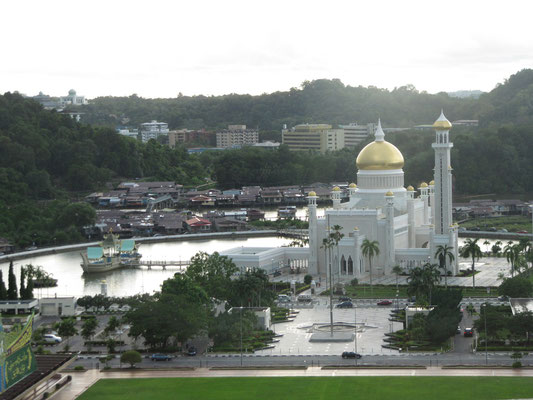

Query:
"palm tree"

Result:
[[483, 240, 491, 255], [435, 245, 455, 288], [406, 263, 440, 304], [422, 263, 441, 305], [361, 239, 380, 296], [392, 265, 403, 292], [504, 243, 523, 277], [460, 238, 482, 289], [330, 225, 344, 285]]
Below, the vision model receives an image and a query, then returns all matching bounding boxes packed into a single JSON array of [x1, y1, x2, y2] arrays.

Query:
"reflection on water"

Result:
[[0, 236, 292, 298], [0, 234, 513, 298]]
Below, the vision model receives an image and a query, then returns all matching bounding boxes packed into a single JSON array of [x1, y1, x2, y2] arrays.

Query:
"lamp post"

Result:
[[354, 303, 358, 365], [240, 306, 243, 366], [483, 303, 488, 366]]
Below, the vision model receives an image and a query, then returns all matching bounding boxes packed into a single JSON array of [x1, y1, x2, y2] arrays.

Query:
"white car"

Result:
[[43, 334, 62, 344]]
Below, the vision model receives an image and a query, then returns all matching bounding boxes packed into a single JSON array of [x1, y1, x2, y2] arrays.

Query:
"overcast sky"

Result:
[[2, 0, 533, 99]]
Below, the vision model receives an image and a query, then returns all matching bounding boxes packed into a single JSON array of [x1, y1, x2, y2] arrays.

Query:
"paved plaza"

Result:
[[357, 257, 511, 287], [256, 302, 402, 356]]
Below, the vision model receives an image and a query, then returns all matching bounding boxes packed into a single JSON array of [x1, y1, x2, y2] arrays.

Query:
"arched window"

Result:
[[348, 256, 354, 274], [341, 255, 347, 274]]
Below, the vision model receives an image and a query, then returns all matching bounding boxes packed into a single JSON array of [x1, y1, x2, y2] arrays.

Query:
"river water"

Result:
[[0, 236, 292, 298]]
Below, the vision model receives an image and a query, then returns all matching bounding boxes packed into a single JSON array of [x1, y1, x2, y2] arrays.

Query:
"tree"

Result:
[[329, 225, 344, 285], [361, 239, 380, 296], [104, 316, 121, 338], [81, 317, 98, 342], [57, 318, 77, 349], [504, 243, 523, 277], [392, 265, 403, 293], [304, 274, 313, 285], [19, 267, 26, 299], [120, 350, 142, 368], [483, 240, 491, 254], [7, 261, 17, 300], [492, 243, 502, 257], [407, 263, 441, 304], [184, 252, 238, 300], [498, 276, 533, 298], [0, 270, 7, 300], [460, 238, 482, 289], [435, 245, 455, 288]]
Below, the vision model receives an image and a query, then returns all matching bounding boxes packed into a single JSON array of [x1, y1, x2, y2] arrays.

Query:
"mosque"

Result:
[[221, 111, 459, 280]]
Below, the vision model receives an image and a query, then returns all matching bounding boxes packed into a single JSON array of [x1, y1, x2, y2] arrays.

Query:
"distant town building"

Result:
[[168, 129, 213, 148], [140, 120, 169, 143], [117, 128, 139, 140], [282, 124, 344, 153], [216, 125, 259, 148], [59, 89, 88, 106], [339, 123, 376, 148], [452, 120, 479, 127], [252, 141, 280, 149]]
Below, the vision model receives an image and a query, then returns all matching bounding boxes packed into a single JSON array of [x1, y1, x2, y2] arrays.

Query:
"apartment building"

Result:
[[282, 124, 344, 153], [216, 125, 259, 148]]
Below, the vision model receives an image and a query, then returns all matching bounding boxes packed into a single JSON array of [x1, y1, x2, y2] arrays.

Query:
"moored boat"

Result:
[[80, 233, 141, 273]]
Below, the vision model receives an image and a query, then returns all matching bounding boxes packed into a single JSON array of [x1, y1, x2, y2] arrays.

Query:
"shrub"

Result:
[[304, 274, 313, 285], [74, 365, 85, 371], [512, 361, 522, 368], [120, 350, 142, 368]]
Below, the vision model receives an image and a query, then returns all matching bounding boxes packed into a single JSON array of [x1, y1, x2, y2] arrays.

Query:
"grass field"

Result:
[[79, 376, 533, 400], [321, 285, 498, 299]]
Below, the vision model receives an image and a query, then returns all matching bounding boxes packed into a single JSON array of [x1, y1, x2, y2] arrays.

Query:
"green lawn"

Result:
[[460, 215, 531, 233], [79, 376, 533, 400]]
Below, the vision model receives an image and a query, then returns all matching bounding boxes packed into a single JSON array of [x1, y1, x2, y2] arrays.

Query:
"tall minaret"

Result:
[[384, 191, 395, 273], [431, 110, 453, 235], [307, 191, 319, 275]]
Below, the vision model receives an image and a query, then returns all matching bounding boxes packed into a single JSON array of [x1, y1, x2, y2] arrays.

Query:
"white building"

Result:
[[339, 123, 376, 148], [59, 89, 88, 106], [140, 120, 169, 143], [39, 297, 76, 317], [216, 125, 259, 148], [222, 112, 459, 282]]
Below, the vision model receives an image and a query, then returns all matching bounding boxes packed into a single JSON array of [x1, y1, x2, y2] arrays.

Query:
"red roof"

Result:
[[185, 217, 211, 227]]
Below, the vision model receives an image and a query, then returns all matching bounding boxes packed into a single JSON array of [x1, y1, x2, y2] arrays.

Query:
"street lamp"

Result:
[[482, 303, 488, 366], [240, 306, 244, 366], [354, 303, 358, 365]]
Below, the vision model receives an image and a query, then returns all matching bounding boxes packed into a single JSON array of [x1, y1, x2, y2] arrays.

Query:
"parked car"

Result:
[[297, 294, 312, 303], [187, 346, 197, 356], [336, 301, 353, 308], [273, 270, 282, 277], [517, 230, 529, 234], [278, 294, 291, 303], [151, 353, 172, 361], [498, 295, 509, 302], [43, 334, 62, 344], [377, 300, 393, 306], [339, 296, 352, 302], [342, 351, 362, 359], [463, 328, 473, 337]]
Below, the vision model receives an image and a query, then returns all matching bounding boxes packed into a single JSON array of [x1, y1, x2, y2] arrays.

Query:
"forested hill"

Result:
[[73, 69, 533, 130], [77, 80, 478, 130]]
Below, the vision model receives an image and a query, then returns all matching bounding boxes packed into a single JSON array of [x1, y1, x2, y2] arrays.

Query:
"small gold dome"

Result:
[[353, 226, 359, 231], [308, 191, 317, 197], [356, 141, 404, 170], [407, 185, 414, 191], [433, 110, 452, 130], [332, 186, 341, 192], [420, 182, 428, 188], [349, 183, 357, 188], [429, 180, 435, 185], [385, 191, 394, 197]]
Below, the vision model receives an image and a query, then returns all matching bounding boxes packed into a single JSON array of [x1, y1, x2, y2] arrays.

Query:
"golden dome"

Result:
[[308, 191, 317, 197], [385, 191, 394, 197], [420, 182, 428, 188], [332, 186, 341, 192], [433, 110, 452, 130], [407, 185, 414, 191], [353, 226, 359, 231], [349, 183, 357, 188], [356, 141, 404, 170], [429, 180, 435, 185]]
